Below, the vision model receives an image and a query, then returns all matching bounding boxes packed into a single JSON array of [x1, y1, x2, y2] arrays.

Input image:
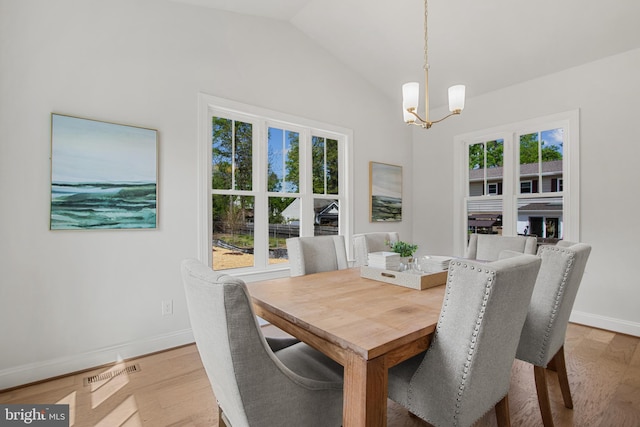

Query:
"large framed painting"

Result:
[[369, 161, 402, 222], [50, 114, 158, 230]]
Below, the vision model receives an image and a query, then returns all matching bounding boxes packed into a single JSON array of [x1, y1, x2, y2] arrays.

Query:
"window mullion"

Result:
[[502, 132, 516, 236], [231, 122, 236, 191], [252, 120, 267, 269]]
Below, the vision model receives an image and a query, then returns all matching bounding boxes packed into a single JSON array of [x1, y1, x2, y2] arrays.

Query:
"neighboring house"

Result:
[[281, 198, 300, 224], [281, 199, 339, 227], [315, 201, 339, 226], [468, 160, 563, 239]]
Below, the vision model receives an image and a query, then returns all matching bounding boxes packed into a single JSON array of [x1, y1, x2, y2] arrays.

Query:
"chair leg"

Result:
[[534, 365, 555, 427], [494, 395, 511, 427], [551, 346, 574, 409], [218, 406, 227, 427]]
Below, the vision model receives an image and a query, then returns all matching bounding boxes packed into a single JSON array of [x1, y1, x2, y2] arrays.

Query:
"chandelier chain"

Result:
[[423, 0, 428, 71]]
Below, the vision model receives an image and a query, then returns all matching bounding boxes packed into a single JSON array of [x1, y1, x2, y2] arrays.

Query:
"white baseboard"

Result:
[[0, 329, 194, 391], [570, 310, 640, 337]]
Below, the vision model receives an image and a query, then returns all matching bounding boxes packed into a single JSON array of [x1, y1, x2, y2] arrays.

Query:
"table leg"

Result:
[[343, 352, 387, 427]]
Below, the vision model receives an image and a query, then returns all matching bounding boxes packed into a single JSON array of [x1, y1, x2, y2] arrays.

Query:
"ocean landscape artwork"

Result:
[[50, 114, 158, 230], [370, 161, 402, 222]]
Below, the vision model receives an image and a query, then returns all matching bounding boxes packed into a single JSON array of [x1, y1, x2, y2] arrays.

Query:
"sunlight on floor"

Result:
[[90, 363, 131, 409], [94, 395, 141, 427], [56, 391, 76, 426]]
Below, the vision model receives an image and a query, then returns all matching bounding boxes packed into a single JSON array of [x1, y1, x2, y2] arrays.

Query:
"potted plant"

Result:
[[388, 241, 419, 268]]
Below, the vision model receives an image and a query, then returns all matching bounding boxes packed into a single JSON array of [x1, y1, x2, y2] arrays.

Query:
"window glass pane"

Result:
[[268, 197, 299, 264], [212, 118, 252, 191], [212, 117, 233, 190], [468, 142, 485, 196], [314, 198, 339, 236], [234, 121, 252, 191], [468, 140, 503, 197], [467, 198, 503, 235], [520, 132, 540, 165], [517, 196, 563, 244], [312, 136, 339, 195], [212, 195, 255, 270], [326, 138, 339, 194], [486, 140, 504, 168], [486, 140, 503, 195], [540, 128, 563, 193], [520, 129, 563, 194], [312, 136, 324, 193], [267, 127, 299, 193]]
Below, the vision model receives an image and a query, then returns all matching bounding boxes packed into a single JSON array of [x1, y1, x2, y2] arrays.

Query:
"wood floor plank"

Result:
[[0, 324, 638, 427]]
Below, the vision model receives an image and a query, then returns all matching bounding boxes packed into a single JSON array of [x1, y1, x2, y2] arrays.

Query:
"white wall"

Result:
[[0, 0, 413, 388], [412, 48, 640, 336]]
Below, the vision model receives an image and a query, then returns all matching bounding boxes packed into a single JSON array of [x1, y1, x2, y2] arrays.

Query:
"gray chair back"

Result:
[[517, 242, 592, 366], [181, 259, 343, 427], [514, 242, 591, 427], [388, 255, 541, 427], [352, 232, 400, 267], [286, 235, 348, 277], [465, 233, 537, 261]]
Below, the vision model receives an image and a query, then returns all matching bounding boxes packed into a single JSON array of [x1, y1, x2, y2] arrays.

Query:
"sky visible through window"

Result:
[[268, 127, 298, 193], [540, 128, 563, 156]]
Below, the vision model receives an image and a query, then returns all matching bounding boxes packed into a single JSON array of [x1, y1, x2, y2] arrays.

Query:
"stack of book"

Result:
[[420, 255, 453, 272], [367, 251, 400, 270]]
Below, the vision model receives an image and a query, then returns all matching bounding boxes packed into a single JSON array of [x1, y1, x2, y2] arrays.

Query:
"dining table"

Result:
[[246, 267, 447, 427]]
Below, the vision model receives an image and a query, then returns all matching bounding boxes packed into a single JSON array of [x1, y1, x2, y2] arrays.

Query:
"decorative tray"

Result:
[[360, 266, 448, 290]]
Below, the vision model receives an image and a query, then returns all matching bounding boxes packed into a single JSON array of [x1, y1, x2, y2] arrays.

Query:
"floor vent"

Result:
[[83, 363, 141, 386]]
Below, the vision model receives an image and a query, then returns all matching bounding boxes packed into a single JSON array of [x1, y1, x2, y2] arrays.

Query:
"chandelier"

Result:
[[402, 0, 465, 129]]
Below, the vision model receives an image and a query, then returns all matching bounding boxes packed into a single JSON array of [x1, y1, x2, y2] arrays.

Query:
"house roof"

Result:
[[519, 202, 564, 212], [469, 160, 562, 181]]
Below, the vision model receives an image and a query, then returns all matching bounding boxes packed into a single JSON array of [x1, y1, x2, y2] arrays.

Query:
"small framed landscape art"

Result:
[[50, 114, 158, 230], [369, 161, 402, 222]]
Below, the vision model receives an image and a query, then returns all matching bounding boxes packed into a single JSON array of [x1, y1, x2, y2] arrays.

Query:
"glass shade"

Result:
[[448, 84, 466, 112], [402, 82, 420, 111], [402, 82, 420, 123]]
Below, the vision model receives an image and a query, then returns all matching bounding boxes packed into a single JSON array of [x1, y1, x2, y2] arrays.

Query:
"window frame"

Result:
[[453, 110, 580, 256], [487, 183, 498, 195], [520, 180, 533, 194], [198, 93, 354, 281]]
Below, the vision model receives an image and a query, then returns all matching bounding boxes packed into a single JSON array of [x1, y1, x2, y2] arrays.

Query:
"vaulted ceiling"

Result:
[[169, 0, 640, 108]]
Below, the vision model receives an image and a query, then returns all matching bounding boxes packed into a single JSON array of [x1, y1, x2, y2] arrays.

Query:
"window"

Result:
[[198, 94, 353, 279], [487, 183, 500, 195], [453, 111, 580, 255], [520, 180, 533, 193]]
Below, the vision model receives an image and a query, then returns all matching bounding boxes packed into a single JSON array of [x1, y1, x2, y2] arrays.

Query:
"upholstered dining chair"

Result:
[[352, 231, 400, 267], [181, 259, 344, 427], [465, 233, 538, 261], [286, 235, 349, 277], [514, 242, 592, 427], [387, 255, 542, 427]]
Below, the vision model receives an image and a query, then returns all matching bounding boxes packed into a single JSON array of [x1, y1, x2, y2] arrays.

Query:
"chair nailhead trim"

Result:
[[445, 262, 495, 426], [536, 246, 575, 365]]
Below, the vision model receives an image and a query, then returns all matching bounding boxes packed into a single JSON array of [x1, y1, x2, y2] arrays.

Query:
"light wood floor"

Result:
[[1, 323, 639, 426]]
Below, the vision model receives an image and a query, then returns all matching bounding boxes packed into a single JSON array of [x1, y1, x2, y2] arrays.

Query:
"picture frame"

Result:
[[50, 113, 158, 230], [369, 161, 402, 222]]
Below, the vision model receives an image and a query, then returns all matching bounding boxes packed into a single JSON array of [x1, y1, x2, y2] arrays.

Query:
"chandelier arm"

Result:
[[428, 110, 462, 125], [405, 108, 461, 129]]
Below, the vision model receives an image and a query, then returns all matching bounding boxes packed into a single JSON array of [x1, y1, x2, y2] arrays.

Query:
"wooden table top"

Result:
[[247, 267, 446, 362]]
